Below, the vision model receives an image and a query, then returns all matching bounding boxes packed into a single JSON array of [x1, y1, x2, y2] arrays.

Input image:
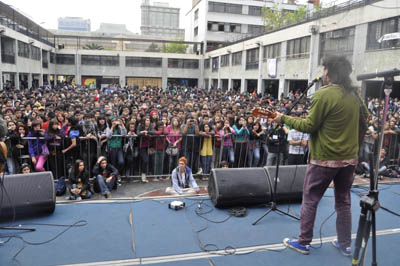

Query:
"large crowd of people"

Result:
[[1, 82, 399, 198]]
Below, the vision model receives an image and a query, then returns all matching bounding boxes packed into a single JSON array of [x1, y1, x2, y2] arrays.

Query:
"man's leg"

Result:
[[96, 174, 109, 195], [298, 164, 339, 245], [333, 165, 355, 249]]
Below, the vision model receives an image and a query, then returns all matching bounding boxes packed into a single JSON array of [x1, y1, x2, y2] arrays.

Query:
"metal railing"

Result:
[[6, 130, 397, 181]]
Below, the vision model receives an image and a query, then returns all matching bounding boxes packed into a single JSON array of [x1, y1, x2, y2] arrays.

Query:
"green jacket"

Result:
[[281, 85, 368, 161]]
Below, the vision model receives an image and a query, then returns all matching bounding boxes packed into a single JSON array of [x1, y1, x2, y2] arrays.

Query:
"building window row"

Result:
[[367, 16, 400, 50], [207, 21, 241, 33], [31, 46, 41, 61], [126, 57, 162, 68], [194, 26, 198, 36], [232, 51, 242, 66], [212, 57, 219, 72], [17, 41, 30, 58], [50, 52, 55, 64], [246, 48, 259, 70], [204, 58, 210, 69], [320, 27, 354, 61], [208, 2, 242, 14], [248, 6, 262, 16], [263, 42, 281, 60], [56, 54, 75, 65], [221, 54, 230, 67], [287, 36, 310, 59], [81, 55, 119, 66], [168, 59, 199, 69]]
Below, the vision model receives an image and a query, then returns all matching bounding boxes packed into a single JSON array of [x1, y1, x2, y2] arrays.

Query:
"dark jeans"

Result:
[[96, 175, 115, 195], [108, 147, 124, 174], [298, 164, 355, 249], [287, 154, 305, 165], [234, 142, 248, 168]]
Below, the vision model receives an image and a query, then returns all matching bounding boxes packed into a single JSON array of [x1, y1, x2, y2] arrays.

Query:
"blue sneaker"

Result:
[[332, 239, 352, 256], [283, 238, 310, 255]]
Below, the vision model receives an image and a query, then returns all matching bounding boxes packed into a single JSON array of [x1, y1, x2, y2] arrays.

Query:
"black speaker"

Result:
[[0, 172, 56, 220], [208, 168, 272, 208], [265, 165, 306, 202]]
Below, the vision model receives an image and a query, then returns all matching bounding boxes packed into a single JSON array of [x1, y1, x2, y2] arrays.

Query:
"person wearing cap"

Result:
[[165, 156, 200, 195]]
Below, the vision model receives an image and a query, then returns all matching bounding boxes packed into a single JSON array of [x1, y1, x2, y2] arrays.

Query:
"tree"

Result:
[[262, 4, 308, 30], [146, 42, 160, 52], [162, 38, 188, 54], [83, 43, 104, 50]]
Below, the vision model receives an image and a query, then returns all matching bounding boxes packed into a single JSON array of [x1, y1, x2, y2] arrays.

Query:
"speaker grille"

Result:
[[0, 172, 56, 220], [209, 168, 271, 208]]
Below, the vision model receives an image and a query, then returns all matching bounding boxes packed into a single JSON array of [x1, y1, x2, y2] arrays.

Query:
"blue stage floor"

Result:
[[1, 184, 400, 266]]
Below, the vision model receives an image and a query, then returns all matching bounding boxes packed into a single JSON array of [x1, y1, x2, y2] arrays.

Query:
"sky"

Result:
[[4, 0, 341, 34]]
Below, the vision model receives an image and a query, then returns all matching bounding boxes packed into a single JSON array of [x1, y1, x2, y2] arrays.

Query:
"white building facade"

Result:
[[184, 0, 298, 52]]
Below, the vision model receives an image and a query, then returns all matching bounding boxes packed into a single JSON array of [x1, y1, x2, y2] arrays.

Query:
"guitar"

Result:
[[252, 108, 276, 119]]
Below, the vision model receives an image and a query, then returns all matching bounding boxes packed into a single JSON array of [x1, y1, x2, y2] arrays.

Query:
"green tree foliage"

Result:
[[82, 43, 104, 50], [162, 38, 188, 54], [262, 4, 308, 30]]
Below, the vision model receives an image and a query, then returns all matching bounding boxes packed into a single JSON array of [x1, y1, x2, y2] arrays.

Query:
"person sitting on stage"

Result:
[[165, 156, 200, 195], [92, 156, 118, 198], [68, 159, 92, 201]]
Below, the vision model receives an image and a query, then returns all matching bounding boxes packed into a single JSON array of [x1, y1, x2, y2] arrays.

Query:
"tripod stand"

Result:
[[352, 72, 399, 266], [253, 78, 319, 225]]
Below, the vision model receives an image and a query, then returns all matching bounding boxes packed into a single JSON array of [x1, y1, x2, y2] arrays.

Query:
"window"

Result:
[[126, 57, 162, 67], [208, 21, 241, 33], [263, 43, 281, 60], [249, 6, 262, 16], [194, 9, 199, 20], [56, 54, 75, 65], [204, 58, 210, 69], [367, 17, 400, 50], [232, 51, 242, 66], [50, 52, 55, 64], [31, 46, 40, 61], [319, 27, 354, 62], [246, 48, 259, 70], [18, 41, 30, 58], [209, 2, 242, 14], [42, 50, 48, 68], [287, 36, 311, 59], [212, 57, 219, 72], [194, 27, 198, 36], [81, 55, 119, 66], [168, 59, 199, 69], [221, 54, 230, 67], [248, 25, 265, 35]]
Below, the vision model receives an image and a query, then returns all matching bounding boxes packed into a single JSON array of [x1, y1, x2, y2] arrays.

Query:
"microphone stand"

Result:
[[253, 79, 319, 225], [352, 76, 394, 266]]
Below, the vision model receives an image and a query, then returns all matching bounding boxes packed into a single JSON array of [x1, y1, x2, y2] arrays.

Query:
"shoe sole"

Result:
[[331, 240, 352, 257], [283, 238, 309, 255]]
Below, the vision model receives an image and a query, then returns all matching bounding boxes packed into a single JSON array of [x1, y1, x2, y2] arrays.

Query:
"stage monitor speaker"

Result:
[[208, 168, 272, 208], [265, 165, 306, 202], [0, 172, 56, 221]]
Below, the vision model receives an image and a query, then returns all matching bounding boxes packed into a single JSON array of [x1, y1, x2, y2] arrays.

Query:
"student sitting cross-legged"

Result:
[[165, 156, 200, 196]]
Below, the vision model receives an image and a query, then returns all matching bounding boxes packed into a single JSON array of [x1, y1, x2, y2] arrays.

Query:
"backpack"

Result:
[[55, 176, 66, 196]]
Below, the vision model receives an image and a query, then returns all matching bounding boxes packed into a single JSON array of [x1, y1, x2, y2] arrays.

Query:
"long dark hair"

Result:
[[47, 119, 60, 136], [322, 55, 356, 93], [72, 159, 85, 178]]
